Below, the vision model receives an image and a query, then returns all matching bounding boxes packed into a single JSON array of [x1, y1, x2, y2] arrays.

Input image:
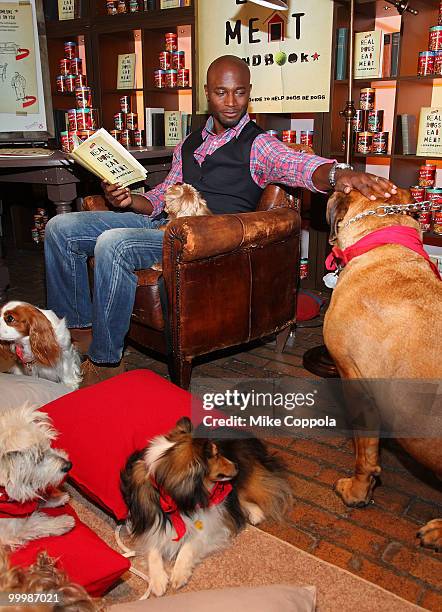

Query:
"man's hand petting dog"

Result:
[[334, 169, 398, 201]]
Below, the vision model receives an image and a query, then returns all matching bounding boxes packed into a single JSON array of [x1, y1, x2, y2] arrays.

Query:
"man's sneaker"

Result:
[[80, 358, 125, 388]]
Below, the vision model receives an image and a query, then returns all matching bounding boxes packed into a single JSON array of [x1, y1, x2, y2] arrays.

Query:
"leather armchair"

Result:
[[82, 184, 301, 389]]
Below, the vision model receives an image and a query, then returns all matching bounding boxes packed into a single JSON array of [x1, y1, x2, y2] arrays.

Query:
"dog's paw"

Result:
[[243, 502, 265, 525], [417, 519, 442, 552], [149, 569, 169, 597], [334, 476, 376, 508], [42, 492, 70, 508], [50, 514, 76, 535], [170, 563, 192, 590]]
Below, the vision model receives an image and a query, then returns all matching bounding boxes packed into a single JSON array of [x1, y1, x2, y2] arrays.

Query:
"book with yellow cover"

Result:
[[416, 107, 442, 157], [70, 128, 147, 187], [354, 30, 384, 79]]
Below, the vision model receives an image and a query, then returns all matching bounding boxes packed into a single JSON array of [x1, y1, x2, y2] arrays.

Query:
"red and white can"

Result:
[[110, 129, 121, 141], [126, 112, 137, 130], [368, 110, 384, 133], [172, 51, 185, 70], [360, 88, 375, 111], [117, 0, 127, 13], [353, 110, 368, 132], [133, 129, 143, 146], [419, 164, 437, 188], [60, 131, 69, 153], [120, 95, 131, 113], [177, 68, 189, 87], [76, 129, 94, 142], [107, 1, 117, 15], [154, 69, 166, 88], [89, 108, 99, 129], [114, 112, 125, 130], [159, 51, 171, 70], [64, 74, 76, 92], [75, 86, 92, 109], [68, 130, 77, 151], [300, 130, 314, 147], [357, 131, 373, 154], [426, 187, 442, 205], [70, 58, 82, 76], [372, 132, 389, 155], [56, 75, 65, 93], [64, 41, 77, 59], [166, 69, 177, 88], [433, 210, 442, 233], [67, 108, 77, 131], [75, 74, 87, 88], [120, 129, 131, 147], [59, 59, 70, 76], [76, 108, 91, 130], [410, 185, 426, 202], [418, 51, 435, 76], [429, 26, 442, 51], [282, 130, 296, 144], [418, 211, 432, 232], [165, 32, 178, 52], [439, 0, 442, 26]]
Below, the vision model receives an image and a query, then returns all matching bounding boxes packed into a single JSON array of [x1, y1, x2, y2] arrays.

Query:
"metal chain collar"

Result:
[[343, 200, 442, 228]]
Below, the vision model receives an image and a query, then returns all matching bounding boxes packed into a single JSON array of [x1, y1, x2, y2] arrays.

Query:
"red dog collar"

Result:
[[0, 487, 39, 518], [326, 226, 441, 281], [150, 478, 233, 541]]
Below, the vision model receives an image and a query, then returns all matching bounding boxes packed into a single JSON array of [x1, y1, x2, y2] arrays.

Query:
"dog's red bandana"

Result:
[[0, 487, 39, 518], [151, 479, 233, 541], [14, 344, 35, 368], [326, 226, 441, 281]]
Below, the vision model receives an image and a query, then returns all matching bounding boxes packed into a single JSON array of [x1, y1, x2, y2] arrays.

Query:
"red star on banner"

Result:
[[312, 53, 320, 61]]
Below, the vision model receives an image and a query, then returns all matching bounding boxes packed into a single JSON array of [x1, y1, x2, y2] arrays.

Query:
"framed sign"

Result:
[[0, 0, 54, 142], [197, 0, 333, 114]]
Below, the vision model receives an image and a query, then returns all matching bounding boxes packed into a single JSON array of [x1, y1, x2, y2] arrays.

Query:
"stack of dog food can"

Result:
[[109, 96, 143, 148], [265, 129, 314, 148], [410, 164, 441, 233], [352, 88, 389, 156], [155, 32, 190, 89], [106, 0, 155, 14], [31, 208, 49, 245], [417, 4, 442, 76]]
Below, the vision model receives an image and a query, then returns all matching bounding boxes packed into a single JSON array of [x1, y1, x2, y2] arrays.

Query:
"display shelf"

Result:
[[424, 232, 442, 247]]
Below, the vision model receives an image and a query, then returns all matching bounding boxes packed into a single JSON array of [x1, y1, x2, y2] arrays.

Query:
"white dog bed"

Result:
[[0, 373, 71, 409]]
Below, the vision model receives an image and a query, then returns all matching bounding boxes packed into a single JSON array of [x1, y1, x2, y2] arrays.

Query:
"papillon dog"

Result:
[[0, 301, 81, 390], [120, 417, 292, 597]]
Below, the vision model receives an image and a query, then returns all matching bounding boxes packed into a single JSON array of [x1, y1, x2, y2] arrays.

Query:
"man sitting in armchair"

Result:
[[44, 54, 398, 387]]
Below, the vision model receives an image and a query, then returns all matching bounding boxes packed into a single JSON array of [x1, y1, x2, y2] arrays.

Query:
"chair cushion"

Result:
[[9, 505, 130, 596], [0, 373, 71, 410], [44, 370, 192, 520]]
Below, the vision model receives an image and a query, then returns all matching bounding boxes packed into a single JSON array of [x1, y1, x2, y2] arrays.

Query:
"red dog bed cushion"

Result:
[[44, 370, 193, 521], [10, 505, 130, 596]]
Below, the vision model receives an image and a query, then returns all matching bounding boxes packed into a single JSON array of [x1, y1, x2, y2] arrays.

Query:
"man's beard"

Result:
[[214, 107, 247, 129]]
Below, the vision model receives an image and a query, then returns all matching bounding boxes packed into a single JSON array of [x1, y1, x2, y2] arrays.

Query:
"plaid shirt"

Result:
[[145, 114, 332, 218]]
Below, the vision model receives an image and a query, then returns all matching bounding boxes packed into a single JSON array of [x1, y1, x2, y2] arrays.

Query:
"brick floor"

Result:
[[5, 247, 442, 610]]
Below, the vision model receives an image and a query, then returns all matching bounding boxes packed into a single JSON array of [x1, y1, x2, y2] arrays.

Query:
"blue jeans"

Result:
[[44, 211, 166, 364]]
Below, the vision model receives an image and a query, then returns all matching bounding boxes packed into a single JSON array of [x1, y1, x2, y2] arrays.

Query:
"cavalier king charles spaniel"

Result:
[[0, 301, 81, 390]]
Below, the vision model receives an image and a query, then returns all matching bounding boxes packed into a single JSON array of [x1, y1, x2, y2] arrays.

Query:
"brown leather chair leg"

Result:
[[275, 327, 291, 353], [170, 356, 193, 390]]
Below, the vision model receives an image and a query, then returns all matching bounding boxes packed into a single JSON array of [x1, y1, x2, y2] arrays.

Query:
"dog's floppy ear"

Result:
[[326, 191, 350, 245], [175, 416, 193, 434], [28, 308, 61, 367], [0, 405, 56, 456]]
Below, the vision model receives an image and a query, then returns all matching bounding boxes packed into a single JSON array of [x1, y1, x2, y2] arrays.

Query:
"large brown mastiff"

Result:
[[324, 188, 442, 551]]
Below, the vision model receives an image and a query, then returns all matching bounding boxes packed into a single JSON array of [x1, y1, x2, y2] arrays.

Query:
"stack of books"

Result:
[[335, 29, 401, 80], [145, 108, 192, 147]]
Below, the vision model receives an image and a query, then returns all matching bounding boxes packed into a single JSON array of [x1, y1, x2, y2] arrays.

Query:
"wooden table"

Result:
[[0, 146, 174, 214]]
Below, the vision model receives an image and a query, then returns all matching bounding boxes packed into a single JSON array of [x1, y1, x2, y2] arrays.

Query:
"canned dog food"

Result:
[[129, 0, 139, 11], [68, 130, 77, 151], [76, 108, 91, 130], [439, 0, 442, 26], [433, 211, 442, 233], [126, 112, 137, 130], [107, 1, 117, 15], [177, 68, 189, 87], [64, 41, 77, 59], [266, 130, 279, 138], [418, 211, 432, 232], [172, 51, 185, 70], [429, 25, 442, 51], [372, 132, 389, 155], [60, 131, 69, 153], [426, 187, 442, 205], [282, 130, 296, 144], [70, 58, 82, 76], [418, 51, 435, 76], [117, 0, 127, 13], [64, 74, 76, 92], [360, 88, 375, 111], [419, 164, 437, 188], [56, 75, 65, 93], [300, 130, 314, 147], [120, 95, 131, 113], [89, 108, 99, 130], [110, 129, 121, 141], [165, 32, 178, 52], [114, 112, 125, 130], [120, 129, 131, 147], [75, 86, 92, 109], [133, 129, 143, 146], [368, 110, 384, 133], [59, 59, 70, 76], [76, 129, 94, 142], [159, 51, 171, 70], [75, 74, 87, 88], [357, 131, 373, 154], [154, 69, 166, 88], [353, 109, 368, 132], [410, 185, 426, 202], [166, 69, 177, 88], [435, 50, 442, 75], [67, 108, 77, 131]]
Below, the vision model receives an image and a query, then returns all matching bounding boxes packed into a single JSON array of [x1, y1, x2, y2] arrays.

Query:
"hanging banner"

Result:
[[197, 0, 333, 114]]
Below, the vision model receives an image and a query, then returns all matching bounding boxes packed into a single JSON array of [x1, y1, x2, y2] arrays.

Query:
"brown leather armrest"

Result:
[[256, 184, 298, 212], [82, 195, 112, 211], [164, 208, 300, 264]]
